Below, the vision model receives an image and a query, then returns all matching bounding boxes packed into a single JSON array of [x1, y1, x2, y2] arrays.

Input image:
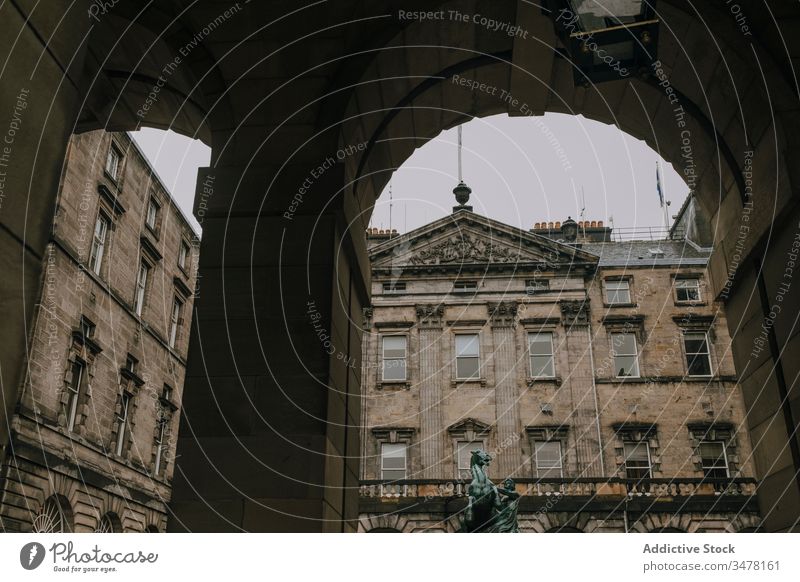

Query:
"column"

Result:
[[489, 302, 521, 478], [560, 300, 604, 477], [416, 304, 445, 478]]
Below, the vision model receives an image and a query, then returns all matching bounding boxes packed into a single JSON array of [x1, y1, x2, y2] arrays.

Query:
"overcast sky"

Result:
[[132, 112, 688, 237]]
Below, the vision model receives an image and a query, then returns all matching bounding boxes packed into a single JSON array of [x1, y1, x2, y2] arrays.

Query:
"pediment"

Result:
[[370, 211, 598, 271]]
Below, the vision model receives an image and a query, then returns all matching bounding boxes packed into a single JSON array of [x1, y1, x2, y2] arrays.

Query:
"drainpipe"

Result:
[[586, 313, 606, 477]]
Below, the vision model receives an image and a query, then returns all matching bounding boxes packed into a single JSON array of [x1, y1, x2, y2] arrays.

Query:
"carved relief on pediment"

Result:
[[408, 233, 522, 265]]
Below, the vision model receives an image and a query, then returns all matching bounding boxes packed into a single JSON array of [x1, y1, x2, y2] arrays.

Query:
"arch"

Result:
[[32, 495, 73, 533], [359, 513, 413, 533], [144, 525, 160, 533], [368, 527, 400, 533], [651, 527, 686, 533], [96, 512, 123, 533]]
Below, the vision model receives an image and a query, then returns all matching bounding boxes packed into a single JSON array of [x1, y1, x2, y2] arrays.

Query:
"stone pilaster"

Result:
[[559, 299, 604, 477], [416, 304, 445, 478], [488, 302, 521, 477]]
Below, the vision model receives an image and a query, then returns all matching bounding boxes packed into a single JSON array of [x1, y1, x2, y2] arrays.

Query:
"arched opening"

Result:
[[144, 524, 160, 533], [32, 495, 73, 533], [544, 526, 583, 533], [96, 512, 123, 533]]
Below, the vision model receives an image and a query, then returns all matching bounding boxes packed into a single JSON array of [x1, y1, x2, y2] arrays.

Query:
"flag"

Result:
[[656, 161, 664, 207]]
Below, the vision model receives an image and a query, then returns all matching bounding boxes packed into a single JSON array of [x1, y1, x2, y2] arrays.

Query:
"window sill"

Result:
[[674, 300, 707, 307], [603, 302, 638, 308], [145, 223, 160, 241], [378, 380, 410, 390], [452, 378, 487, 387], [102, 170, 120, 188], [527, 376, 562, 387]]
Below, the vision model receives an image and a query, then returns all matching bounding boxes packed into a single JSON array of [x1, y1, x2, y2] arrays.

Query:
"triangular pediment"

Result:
[[370, 210, 598, 271]]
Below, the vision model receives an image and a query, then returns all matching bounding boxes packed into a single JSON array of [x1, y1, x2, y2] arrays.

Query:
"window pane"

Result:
[[607, 280, 631, 303], [383, 336, 406, 358], [529, 333, 552, 355], [531, 355, 554, 377], [676, 279, 700, 301], [624, 442, 649, 461], [614, 355, 639, 377], [613, 333, 637, 354], [456, 334, 479, 357], [624, 442, 651, 478], [456, 357, 480, 379], [457, 441, 481, 470], [381, 443, 406, 480], [700, 441, 728, 478], [685, 333, 711, 376], [535, 441, 562, 478], [382, 359, 406, 381]]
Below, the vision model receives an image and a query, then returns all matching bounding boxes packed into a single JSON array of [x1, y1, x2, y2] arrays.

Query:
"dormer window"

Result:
[[453, 280, 477, 293]]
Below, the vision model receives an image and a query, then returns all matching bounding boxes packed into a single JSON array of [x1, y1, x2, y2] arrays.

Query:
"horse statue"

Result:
[[461, 449, 520, 533]]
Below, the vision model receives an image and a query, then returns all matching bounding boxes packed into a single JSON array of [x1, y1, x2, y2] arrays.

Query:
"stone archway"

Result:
[[1, 0, 799, 533]]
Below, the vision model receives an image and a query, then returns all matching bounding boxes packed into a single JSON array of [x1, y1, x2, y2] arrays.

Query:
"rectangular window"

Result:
[[528, 332, 555, 378], [611, 333, 640, 377], [115, 392, 131, 456], [605, 279, 631, 304], [162, 384, 173, 403], [623, 441, 651, 479], [125, 354, 137, 374], [178, 241, 189, 270], [684, 332, 712, 376], [699, 441, 729, 478], [381, 336, 407, 381], [534, 441, 563, 478], [105, 145, 121, 180], [169, 296, 183, 348], [453, 280, 477, 292], [382, 281, 406, 294], [525, 279, 550, 294], [675, 278, 701, 302], [89, 213, 110, 275], [66, 360, 85, 432], [380, 443, 406, 480], [456, 441, 482, 473], [80, 316, 95, 340], [134, 260, 150, 316], [154, 418, 168, 476], [455, 334, 480, 379], [146, 197, 159, 231]]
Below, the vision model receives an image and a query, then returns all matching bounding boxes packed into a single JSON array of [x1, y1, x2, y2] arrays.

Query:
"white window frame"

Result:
[[134, 260, 150, 316], [675, 278, 701, 302], [611, 332, 640, 378], [455, 333, 481, 380], [683, 331, 713, 377], [699, 440, 729, 479], [105, 144, 121, 181], [528, 332, 555, 378], [623, 441, 652, 479], [178, 241, 189, 271], [114, 392, 131, 456], [154, 418, 168, 475], [381, 335, 407, 382], [605, 279, 631, 304], [146, 197, 159, 231], [169, 296, 183, 348], [89, 212, 110, 275], [66, 359, 85, 432], [380, 443, 407, 481], [534, 440, 563, 479]]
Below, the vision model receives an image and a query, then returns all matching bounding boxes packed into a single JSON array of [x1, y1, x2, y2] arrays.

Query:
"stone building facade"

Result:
[[0, 131, 197, 532], [359, 205, 760, 533]]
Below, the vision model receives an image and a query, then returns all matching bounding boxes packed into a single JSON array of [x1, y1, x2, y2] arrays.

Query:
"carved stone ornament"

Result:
[[559, 299, 590, 327], [416, 304, 444, 320], [488, 301, 518, 327], [409, 234, 521, 265]]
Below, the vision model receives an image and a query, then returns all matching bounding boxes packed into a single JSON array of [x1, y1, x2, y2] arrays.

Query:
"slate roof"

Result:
[[581, 239, 711, 267]]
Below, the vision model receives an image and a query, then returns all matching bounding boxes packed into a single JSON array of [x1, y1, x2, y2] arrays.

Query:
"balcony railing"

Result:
[[359, 477, 757, 500]]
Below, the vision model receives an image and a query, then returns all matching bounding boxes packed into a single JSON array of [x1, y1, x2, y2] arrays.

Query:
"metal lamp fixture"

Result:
[[545, 0, 659, 85]]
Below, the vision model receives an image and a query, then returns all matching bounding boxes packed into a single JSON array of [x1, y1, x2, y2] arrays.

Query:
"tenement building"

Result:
[[0, 131, 198, 532], [358, 191, 761, 533]]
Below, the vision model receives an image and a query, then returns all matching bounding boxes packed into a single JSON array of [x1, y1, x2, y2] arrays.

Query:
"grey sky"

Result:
[[132, 113, 688, 237]]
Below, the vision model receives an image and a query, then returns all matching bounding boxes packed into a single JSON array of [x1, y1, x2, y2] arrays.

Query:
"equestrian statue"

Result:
[[461, 449, 520, 533]]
